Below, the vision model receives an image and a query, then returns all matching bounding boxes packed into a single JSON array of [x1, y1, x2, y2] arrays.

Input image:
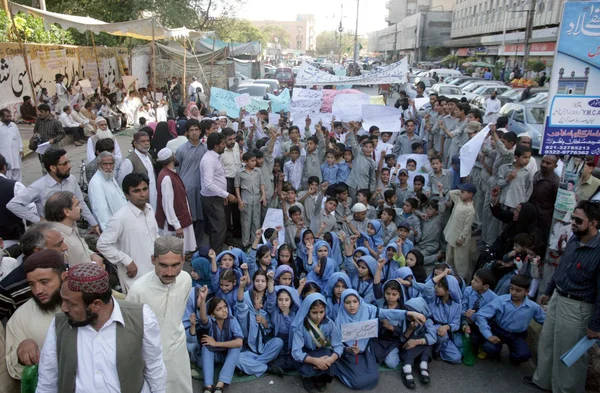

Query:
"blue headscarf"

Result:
[[336, 289, 378, 351], [325, 272, 352, 299], [431, 275, 462, 326], [274, 265, 294, 286], [306, 257, 337, 290], [353, 247, 370, 258], [358, 219, 384, 250], [300, 280, 323, 300], [357, 255, 378, 279], [327, 232, 343, 266], [274, 285, 301, 311], [291, 293, 328, 333], [296, 229, 314, 269], [313, 240, 331, 261], [190, 255, 212, 288], [392, 267, 420, 299], [444, 275, 462, 303], [216, 250, 239, 268], [229, 247, 248, 267], [404, 297, 433, 338]]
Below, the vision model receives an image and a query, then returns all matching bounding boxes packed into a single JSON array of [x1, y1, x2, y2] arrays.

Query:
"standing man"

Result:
[[97, 173, 159, 293], [524, 201, 600, 393], [528, 155, 559, 237], [483, 91, 501, 124], [200, 132, 237, 253], [36, 263, 167, 393], [220, 128, 242, 240], [188, 76, 204, 103], [156, 148, 195, 253], [32, 104, 65, 172], [88, 151, 128, 231], [86, 116, 122, 163], [0, 109, 23, 181], [5, 250, 65, 380], [117, 131, 157, 210], [127, 236, 192, 393], [7, 148, 99, 233], [176, 119, 206, 247]]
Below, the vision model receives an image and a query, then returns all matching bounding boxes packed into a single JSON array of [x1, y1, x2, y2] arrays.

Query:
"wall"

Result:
[[249, 15, 316, 51]]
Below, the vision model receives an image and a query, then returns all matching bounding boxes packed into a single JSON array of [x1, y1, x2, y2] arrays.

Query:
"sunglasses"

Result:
[[571, 216, 585, 225]]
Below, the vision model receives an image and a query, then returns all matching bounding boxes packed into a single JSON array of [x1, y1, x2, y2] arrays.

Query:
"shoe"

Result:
[[477, 346, 487, 359], [314, 379, 327, 392], [419, 369, 430, 384], [302, 378, 318, 393], [522, 376, 551, 391], [267, 366, 284, 378], [401, 370, 416, 389]]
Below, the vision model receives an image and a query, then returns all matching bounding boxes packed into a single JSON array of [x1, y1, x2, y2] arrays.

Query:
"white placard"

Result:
[[77, 79, 95, 96], [154, 92, 163, 102], [268, 113, 281, 126], [414, 97, 430, 111], [262, 208, 285, 245], [459, 124, 490, 177], [122, 75, 138, 90], [397, 154, 430, 172], [35, 141, 51, 154], [332, 94, 370, 121], [341, 319, 379, 342], [235, 93, 252, 108], [292, 88, 324, 101], [362, 104, 402, 132]]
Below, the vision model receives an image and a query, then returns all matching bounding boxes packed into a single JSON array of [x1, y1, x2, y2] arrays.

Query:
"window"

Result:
[[514, 108, 525, 122]]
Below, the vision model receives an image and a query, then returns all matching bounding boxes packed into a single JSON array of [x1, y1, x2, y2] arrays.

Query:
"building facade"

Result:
[[249, 14, 316, 53], [385, 0, 454, 24], [446, 0, 565, 69]]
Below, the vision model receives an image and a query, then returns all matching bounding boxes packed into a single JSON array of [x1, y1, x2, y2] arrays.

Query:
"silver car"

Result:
[[498, 102, 546, 150]]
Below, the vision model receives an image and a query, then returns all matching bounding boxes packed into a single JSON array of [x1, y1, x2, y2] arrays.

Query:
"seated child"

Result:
[[381, 208, 398, 245], [494, 233, 535, 295], [461, 268, 497, 358], [357, 189, 377, 220], [325, 272, 352, 321], [474, 274, 545, 364], [343, 239, 378, 305], [266, 285, 303, 373], [401, 198, 422, 243]]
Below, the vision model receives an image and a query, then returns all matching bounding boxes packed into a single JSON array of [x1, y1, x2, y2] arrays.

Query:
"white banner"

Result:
[[332, 93, 370, 121], [459, 124, 491, 177], [291, 88, 324, 114], [295, 57, 409, 86], [362, 104, 402, 132]]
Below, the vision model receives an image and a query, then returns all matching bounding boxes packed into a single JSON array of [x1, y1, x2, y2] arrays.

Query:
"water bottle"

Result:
[[21, 364, 38, 393], [462, 333, 476, 366]]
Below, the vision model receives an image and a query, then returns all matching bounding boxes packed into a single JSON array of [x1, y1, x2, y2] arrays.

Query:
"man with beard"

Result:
[[528, 155, 559, 236], [176, 119, 206, 247], [97, 173, 158, 293], [155, 148, 195, 253], [85, 117, 122, 163], [4, 249, 65, 380], [7, 148, 99, 234], [524, 200, 600, 393], [117, 131, 157, 210], [127, 236, 192, 393], [45, 191, 105, 267], [483, 91, 501, 124], [0, 223, 68, 320], [36, 263, 167, 392], [88, 152, 127, 230]]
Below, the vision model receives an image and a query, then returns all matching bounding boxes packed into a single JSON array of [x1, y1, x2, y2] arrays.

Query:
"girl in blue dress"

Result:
[[266, 284, 303, 373], [324, 272, 352, 321]]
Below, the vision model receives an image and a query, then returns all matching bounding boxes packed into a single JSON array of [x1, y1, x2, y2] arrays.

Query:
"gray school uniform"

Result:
[[310, 192, 339, 234], [235, 167, 264, 245], [417, 212, 444, 264], [395, 184, 413, 208], [393, 133, 424, 156], [382, 221, 397, 245], [446, 119, 468, 167], [298, 191, 319, 227], [442, 115, 459, 166], [285, 221, 305, 250], [427, 169, 452, 199], [403, 213, 422, 244], [366, 205, 377, 220], [335, 197, 353, 225], [301, 132, 326, 188], [342, 217, 369, 237], [345, 131, 377, 192]]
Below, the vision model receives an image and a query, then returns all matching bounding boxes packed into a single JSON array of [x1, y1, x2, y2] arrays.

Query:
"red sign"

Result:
[[457, 48, 468, 56], [503, 41, 556, 54]]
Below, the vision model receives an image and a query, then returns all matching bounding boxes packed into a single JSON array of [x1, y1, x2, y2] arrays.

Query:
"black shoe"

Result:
[[419, 369, 430, 384], [302, 378, 318, 393], [314, 379, 327, 392], [432, 351, 441, 361], [522, 376, 551, 391], [267, 366, 284, 378], [401, 371, 416, 389]]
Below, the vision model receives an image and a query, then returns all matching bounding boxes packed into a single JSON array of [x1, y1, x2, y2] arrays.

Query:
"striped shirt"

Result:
[[544, 232, 600, 331], [32, 116, 65, 144], [0, 263, 30, 320]]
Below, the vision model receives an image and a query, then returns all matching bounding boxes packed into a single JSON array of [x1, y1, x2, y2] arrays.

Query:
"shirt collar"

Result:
[[44, 174, 63, 187], [52, 221, 77, 235], [108, 297, 125, 326], [0, 173, 6, 179], [127, 201, 150, 216]]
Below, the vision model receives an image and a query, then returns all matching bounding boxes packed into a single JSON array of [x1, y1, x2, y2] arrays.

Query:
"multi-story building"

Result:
[[385, 0, 454, 24], [249, 14, 316, 53], [446, 0, 564, 69]]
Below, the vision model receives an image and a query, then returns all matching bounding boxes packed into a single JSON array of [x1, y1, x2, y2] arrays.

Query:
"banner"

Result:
[[541, 1, 600, 155], [295, 57, 409, 86], [262, 208, 285, 245], [361, 104, 402, 132], [460, 124, 491, 177], [268, 88, 290, 113], [320, 88, 364, 112], [209, 87, 240, 118], [332, 93, 370, 121]]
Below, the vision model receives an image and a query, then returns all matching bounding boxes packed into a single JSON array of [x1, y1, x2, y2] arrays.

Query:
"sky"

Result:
[[232, 0, 387, 35]]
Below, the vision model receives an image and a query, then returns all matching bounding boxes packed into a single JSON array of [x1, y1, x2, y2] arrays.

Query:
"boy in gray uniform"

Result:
[[235, 151, 266, 248], [345, 123, 377, 202], [301, 122, 326, 190]]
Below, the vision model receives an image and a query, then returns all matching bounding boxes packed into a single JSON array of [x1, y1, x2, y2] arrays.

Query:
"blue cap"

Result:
[[458, 183, 477, 195], [397, 220, 411, 230]]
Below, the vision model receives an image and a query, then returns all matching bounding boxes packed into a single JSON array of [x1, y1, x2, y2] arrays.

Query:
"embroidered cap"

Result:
[[67, 263, 109, 294]]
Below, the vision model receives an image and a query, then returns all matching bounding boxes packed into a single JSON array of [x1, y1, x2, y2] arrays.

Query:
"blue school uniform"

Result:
[[291, 294, 344, 378], [200, 314, 244, 387], [337, 162, 351, 184], [247, 245, 277, 278], [388, 236, 415, 255], [296, 229, 313, 272], [327, 232, 343, 268], [325, 272, 352, 321], [266, 286, 303, 372], [335, 289, 408, 389], [474, 294, 545, 363], [344, 254, 378, 305], [461, 286, 498, 347], [392, 267, 423, 300], [274, 265, 295, 287], [191, 253, 212, 290], [358, 219, 384, 251], [306, 256, 337, 291], [379, 243, 402, 283], [417, 275, 463, 363], [236, 291, 284, 376], [321, 162, 339, 185], [310, 240, 339, 272]]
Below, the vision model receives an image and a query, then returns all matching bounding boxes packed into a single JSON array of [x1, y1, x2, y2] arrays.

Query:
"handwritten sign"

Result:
[[362, 104, 402, 132], [296, 58, 409, 86], [262, 208, 285, 245], [341, 319, 379, 342], [268, 88, 291, 113], [77, 79, 95, 96], [332, 93, 370, 121], [291, 88, 323, 114], [269, 113, 281, 126], [235, 93, 252, 108], [36, 49, 68, 69], [414, 97, 430, 111], [292, 88, 324, 101], [210, 87, 241, 118]]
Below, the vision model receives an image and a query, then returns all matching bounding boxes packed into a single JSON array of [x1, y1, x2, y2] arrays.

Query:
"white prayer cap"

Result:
[[517, 133, 531, 139], [157, 147, 173, 161], [95, 116, 108, 124], [351, 203, 367, 213], [218, 116, 227, 120], [218, 110, 228, 116]]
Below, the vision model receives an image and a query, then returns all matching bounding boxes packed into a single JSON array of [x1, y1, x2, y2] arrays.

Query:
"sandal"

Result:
[[203, 387, 213, 393], [214, 385, 225, 393]]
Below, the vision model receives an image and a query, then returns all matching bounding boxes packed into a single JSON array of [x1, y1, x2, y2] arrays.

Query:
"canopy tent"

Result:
[[195, 37, 262, 57], [8, 2, 202, 40], [461, 61, 495, 68]]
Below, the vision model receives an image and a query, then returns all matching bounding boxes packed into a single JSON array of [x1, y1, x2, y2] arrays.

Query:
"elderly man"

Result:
[[117, 131, 157, 210], [88, 151, 127, 230], [97, 173, 158, 293], [0, 109, 23, 182], [86, 116, 122, 163], [58, 106, 85, 146], [0, 222, 68, 321], [156, 148, 195, 253], [70, 103, 95, 137], [36, 263, 167, 393], [5, 250, 65, 380], [127, 236, 192, 393], [44, 191, 104, 267]]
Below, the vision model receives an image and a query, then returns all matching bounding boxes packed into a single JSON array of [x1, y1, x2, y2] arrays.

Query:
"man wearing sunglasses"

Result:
[[524, 200, 600, 392]]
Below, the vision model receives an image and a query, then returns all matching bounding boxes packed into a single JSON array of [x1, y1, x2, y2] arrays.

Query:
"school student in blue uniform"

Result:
[[266, 285, 303, 373], [305, 244, 337, 290], [196, 286, 244, 393], [291, 293, 344, 393], [343, 242, 378, 305], [325, 272, 352, 321], [474, 274, 545, 364], [461, 268, 498, 357], [235, 273, 284, 377], [248, 229, 278, 277]]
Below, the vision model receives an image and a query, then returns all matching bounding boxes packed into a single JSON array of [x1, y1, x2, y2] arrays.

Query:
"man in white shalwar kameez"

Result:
[[97, 172, 158, 293], [483, 91, 501, 124], [88, 152, 128, 230], [126, 236, 192, 393]]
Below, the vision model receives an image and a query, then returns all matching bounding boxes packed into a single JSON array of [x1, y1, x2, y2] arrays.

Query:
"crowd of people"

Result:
[[0, 71, 598, 393]]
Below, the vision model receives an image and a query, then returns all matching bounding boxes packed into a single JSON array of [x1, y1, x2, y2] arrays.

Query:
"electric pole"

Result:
[[353, 0, 359, 70], [522, 0, 537, 77]]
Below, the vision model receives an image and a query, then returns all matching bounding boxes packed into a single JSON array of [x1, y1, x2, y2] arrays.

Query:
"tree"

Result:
[[315, 30, 366, 56], [0, 10, 74, 44], [259, 25, 289, 48], [426, 46, 449, 60], [212, 18, 264, 44]]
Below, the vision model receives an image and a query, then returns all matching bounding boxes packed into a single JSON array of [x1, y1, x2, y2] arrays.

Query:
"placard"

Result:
[[341, 319, 379, 342], [262, 208, 285, 245], [235, 93, 251, 108], [332, 93, 370, 121], [459, 124, 491, 177], [362, 104, 402, 132], [210, 87, 240, 118]]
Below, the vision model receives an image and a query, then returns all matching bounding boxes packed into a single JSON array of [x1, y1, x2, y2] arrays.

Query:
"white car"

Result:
[[236, 83, 272, 99], [429, 84, 466, 100], [461, 80, 504, 94], [463, 84, 512, 101]]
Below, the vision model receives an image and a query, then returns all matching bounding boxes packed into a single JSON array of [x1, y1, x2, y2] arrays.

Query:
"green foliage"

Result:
[[259, 25, 290, 48], [528, 60, 546, 73], [315, 30, 365, 56], [212, 18, 264, 44], [0, 10, 74, 44], [426, 46, 449, 60], [441, 54, 459, 66]]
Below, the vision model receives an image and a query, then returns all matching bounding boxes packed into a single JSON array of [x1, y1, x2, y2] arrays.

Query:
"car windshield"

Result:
[[237, 86, 266, 96], [473, 86, 489, 94], [276, 71, 293, 79], [462, 82, 478, 91], [523, 93, 548, 104], [440, 87, 460, 95], [526, 107, 545, 124], [501, 89, 523, 99]]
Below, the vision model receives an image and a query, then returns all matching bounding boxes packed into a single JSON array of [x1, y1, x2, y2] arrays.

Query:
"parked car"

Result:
[[461, 80, 504, 94], [253, 79, 281, 94], [275, 67, 295, 88], [498, 102, 546, 150], [446, 76, 483, 86], [522, 92, 549, 105], [429, 84, 466, 100], [236, 83, 273, 100], [499, 87, 549, 103], [420, 68, 463, 79], [464, 84, 512, 101]]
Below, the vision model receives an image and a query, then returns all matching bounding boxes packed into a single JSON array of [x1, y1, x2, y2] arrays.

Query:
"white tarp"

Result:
[[295, 57, 409, 86]]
